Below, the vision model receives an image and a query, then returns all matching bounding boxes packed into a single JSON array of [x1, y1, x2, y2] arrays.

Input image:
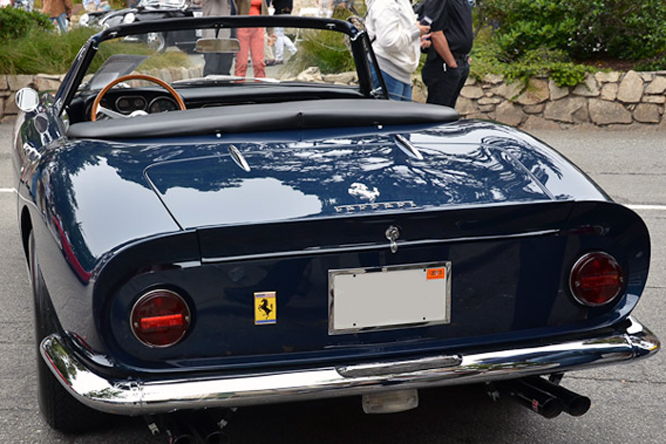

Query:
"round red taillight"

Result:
[[130, 289, 191, 347], [569, 252, 625, 307]]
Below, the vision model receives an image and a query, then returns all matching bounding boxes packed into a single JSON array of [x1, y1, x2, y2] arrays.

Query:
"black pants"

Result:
[[421, 57, 470, 108], [203, 53, 234, 76]]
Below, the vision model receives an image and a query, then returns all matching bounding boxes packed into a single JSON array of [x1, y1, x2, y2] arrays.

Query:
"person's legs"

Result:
[[51, 13, 68, 33], [448, 60, 470, 107], [422, 60, 468, 107], [204, 54, 233, 76], [284, 35, 297, 57], [265, 32, 275, 63], [379, 70, 411, 101], [234, 27, 251, 77], [249, 27, 266, 78], [399, 81, 412, 102], [218, 54, 234, 75], [274, 27, 285, 62]]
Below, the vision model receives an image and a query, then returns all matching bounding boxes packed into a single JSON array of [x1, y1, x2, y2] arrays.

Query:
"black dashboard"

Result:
[[82, 89, 180, 119], [67, 84, 367, 125]]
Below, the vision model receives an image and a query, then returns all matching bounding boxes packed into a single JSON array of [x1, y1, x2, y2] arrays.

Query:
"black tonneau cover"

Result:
[[66, 99, 459, 139]]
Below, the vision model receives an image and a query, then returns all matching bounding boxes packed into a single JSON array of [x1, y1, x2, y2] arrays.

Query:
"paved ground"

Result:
[[0, 120, 664, 444]]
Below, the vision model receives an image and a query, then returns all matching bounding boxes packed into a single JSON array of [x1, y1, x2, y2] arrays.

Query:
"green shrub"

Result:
[[634, 55, 666, 72], [289, 30, 355, 74], [470, 44, 592, 87], [479, 0, 666, 62], [0, 24, 200, 76], [0, 6, 52, 40], [0, 27, 96, 75], [287, 6, 367, 75]]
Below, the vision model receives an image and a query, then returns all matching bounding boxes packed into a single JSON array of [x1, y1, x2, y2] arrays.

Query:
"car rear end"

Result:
[[41, 123, 659, 419]]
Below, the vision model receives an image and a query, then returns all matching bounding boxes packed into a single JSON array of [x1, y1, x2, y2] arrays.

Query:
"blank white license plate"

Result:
[[329, 262, 451, 334]]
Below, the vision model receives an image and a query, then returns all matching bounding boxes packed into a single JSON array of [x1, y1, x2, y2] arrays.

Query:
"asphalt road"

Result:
[[1, 121, 665, 444]]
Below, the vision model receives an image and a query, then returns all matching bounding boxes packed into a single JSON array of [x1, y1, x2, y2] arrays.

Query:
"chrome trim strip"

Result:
[[40, 317, 659, 416], [337, 355, 463, 377], [200, 229, 560, 264]]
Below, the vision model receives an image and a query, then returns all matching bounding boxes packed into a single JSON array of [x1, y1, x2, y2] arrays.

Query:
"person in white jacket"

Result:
[[365, 0, 431, 101]]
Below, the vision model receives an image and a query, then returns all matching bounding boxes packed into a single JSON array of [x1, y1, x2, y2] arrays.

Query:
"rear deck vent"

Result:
[[228, 144, 251, 172]]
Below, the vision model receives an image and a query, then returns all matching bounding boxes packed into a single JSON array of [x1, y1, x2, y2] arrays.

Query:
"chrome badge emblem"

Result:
[[348, 182, 380, 202], [385, 225, 400, 253], [334, 200, 416, 213]]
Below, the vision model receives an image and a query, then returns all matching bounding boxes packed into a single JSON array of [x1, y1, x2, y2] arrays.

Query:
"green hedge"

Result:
[[0, 6, 52, 40], [477, 0, 666, 62]]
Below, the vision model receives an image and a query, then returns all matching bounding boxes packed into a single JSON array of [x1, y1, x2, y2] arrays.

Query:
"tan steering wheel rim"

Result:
[[90, 74, 186, 121]]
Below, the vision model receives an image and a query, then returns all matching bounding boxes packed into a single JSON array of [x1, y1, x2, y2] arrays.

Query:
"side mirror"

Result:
[[15, 88, 40, 113], [195, 38, 241, 54]]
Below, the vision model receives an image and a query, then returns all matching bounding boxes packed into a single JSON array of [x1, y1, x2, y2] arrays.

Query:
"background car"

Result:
[[12, 15, 659, 443], [79, 0, 202, 53]]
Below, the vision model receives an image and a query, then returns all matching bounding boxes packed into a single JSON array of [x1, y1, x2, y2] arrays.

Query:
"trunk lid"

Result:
[[143, 133, 553, 229]]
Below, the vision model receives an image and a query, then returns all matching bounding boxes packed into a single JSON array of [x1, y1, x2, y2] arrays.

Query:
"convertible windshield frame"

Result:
[[59, 15, 374, 117], [98, 15, 360, 41]]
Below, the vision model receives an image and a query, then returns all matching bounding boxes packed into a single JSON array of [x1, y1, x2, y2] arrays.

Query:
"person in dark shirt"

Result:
[[419, 0, 473, 108], [270, 0, 292, 14]]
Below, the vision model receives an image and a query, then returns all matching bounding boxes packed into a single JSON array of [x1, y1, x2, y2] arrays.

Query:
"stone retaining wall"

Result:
[[1, 74, 63, 123], [3, 69, 666, 131], [448, 70, 666, 130]]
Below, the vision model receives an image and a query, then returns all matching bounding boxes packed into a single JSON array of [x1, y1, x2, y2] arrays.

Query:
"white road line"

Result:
[[0, 188, 16, 193], [628, 205, 666, 211]]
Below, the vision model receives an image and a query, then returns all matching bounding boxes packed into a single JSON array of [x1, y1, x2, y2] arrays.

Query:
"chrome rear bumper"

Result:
[[41, 317, 659, 416]]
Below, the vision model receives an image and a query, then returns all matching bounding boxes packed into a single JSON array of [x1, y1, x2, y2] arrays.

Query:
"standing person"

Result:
[[269, 0, 297, 65], [235, 0, 269, 79], [270, 0, 291, 14], [202, 0, 237, 76], [42, 0, 72, 33], [365, 0, 431, 101], [420, 0, 473, 108]]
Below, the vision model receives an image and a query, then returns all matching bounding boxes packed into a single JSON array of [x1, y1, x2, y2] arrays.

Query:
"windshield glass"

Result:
[[80, 23, 358, 90], [64, 18, 368, 125]]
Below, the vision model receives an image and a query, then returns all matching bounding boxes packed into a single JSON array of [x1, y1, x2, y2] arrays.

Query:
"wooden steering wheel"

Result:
[[90, 74, 186, 121]]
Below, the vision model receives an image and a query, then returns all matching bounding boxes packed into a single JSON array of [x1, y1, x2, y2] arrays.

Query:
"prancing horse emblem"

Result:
[[258, 299, 273, 318], [254, 291, 277, 325], [348, 182, 380, 202]]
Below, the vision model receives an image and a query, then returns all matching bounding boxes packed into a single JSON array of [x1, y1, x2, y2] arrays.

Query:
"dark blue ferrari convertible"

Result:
[[11, 14, 659, 442]]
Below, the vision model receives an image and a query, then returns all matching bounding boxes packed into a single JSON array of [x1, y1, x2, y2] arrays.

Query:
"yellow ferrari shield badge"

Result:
[[254, 291, 277, 325]]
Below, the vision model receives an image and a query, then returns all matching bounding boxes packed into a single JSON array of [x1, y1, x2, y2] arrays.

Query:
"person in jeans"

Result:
[[365, 0, 431, 101], [42, 0, 72, 33], [235, 0, 269, 78], [419, 0, 474, 108]]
